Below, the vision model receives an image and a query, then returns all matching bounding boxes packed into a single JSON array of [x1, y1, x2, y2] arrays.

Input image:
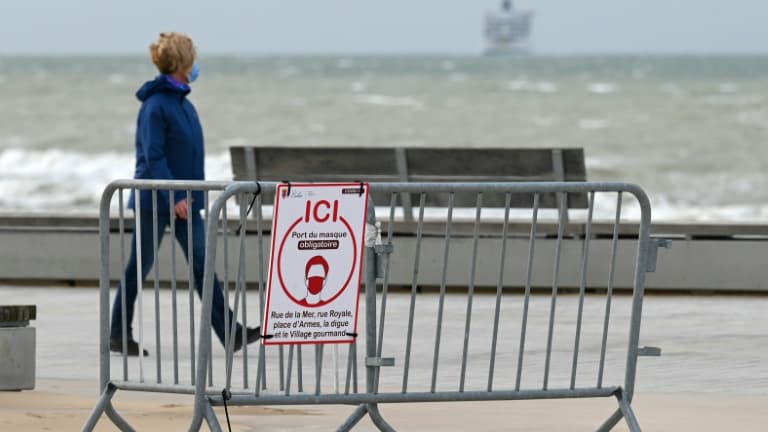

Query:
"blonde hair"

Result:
[[149, 32, 197, 75]]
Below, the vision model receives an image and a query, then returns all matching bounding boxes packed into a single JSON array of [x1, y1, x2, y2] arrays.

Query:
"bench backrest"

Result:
[[230, 146, 587, 213]]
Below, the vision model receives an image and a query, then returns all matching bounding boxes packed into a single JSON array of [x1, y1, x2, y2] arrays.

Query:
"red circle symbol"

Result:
[[277, 216, 358, 307]]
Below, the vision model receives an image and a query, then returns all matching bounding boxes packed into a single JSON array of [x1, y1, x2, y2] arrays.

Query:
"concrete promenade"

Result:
[[3, 214, 768, 292], [0, 285, 766, 430]]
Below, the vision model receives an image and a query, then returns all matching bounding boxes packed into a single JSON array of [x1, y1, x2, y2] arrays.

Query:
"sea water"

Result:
[[1, 55, 767, 221]]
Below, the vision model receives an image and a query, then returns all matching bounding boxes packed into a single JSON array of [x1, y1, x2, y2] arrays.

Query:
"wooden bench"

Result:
[[230, 146, 587, 220]]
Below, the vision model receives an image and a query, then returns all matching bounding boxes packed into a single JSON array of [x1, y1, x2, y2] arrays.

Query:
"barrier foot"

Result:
[[367, 403, 396, 432], [618, 396, 641, 432], [596, 408, 623, 432], [337, 404, 395, 432], [337, 404, 368, 432], [188, 398, 221, 432], [203, 400, 224, 432], [83, 383, 135, 432], [105, 399, 136, 432]]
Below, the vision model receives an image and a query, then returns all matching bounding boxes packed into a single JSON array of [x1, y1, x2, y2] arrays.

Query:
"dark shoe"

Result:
[[233, 326, 261, 352], [110, 337, 149, 357]]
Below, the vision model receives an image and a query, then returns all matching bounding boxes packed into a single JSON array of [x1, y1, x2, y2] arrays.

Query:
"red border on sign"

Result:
[[263, 183, 369, 346], [276, 215, 357, 307]]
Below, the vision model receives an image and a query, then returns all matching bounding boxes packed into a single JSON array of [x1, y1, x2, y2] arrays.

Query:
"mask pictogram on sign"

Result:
[[304, 255, 329, 305]]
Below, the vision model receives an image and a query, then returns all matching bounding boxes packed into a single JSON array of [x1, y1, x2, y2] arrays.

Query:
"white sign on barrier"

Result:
[[263, 183, 369, 345]]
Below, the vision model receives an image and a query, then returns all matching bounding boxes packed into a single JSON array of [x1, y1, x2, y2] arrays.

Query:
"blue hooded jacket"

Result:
[[128, 75, 205, 213]]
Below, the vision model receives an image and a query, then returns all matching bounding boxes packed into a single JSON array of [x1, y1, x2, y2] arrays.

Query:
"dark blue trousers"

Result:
[[110, 209, 240, 345]]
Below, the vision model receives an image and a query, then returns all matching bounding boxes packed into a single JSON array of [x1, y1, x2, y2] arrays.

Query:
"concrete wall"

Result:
[[1, 215, 767, 292]]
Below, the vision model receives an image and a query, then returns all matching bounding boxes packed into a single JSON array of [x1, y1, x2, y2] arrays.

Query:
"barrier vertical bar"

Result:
[[186, 189, 195, 385], [136, 187, 145, 382], [103, 187, 118, 389], [516, 193, 540, 391], [222, 203, 230, 388], [297, 346, 304, 393], [315, 345, 324, 396], [571, 191, 595, 389], [431, 192, 454, 393], [459, 193, 482, 392], [374, 192, 397, 392], [285, 345, 294, 396], [152, 190, 162, 383], [365, 227, 396, 431], [238, 193, 249, 388], [255, 194, 267, 394], [279, 346, 285, 391], [192, 182, 231, 431], [169, 188, 180, 384], [402, 192, 426, 393], [624, 187, 652, 400], [206, 191, 213, 387], [488, 192, 511, 391], [225, 200, 247, 392], [598, 192, 622, 388], [118, 189, 128, 381], [92, 181, 132, 431], [543, 192, 567, 390]]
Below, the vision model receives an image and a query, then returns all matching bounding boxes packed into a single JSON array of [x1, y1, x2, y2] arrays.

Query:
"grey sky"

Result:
[[1, 0, 767, 55]]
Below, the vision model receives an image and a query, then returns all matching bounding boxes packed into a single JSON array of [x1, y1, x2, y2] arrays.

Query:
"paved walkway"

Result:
[[1, 286, 766, 430]]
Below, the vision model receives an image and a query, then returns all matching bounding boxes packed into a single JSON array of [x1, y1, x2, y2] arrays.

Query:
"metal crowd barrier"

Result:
[[85, 180, 660, 432]]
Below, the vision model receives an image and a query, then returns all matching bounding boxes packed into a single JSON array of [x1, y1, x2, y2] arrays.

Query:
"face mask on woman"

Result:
[[188, 63, 200, 83]]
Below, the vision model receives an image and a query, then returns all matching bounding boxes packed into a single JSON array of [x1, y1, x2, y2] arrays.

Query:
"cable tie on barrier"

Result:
[[282, 180, 292, 196], [235, 182, 262, 236], [262, 333, 275, 339], [346, 332, 358, 338], [354, 180, 365, 197]]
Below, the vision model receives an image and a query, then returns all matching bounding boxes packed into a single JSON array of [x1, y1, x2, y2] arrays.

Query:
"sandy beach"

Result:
[[1, 285, 766, 430], [2, 379, 767, 431]]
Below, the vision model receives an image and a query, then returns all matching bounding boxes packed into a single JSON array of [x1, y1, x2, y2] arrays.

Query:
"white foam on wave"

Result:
[[592, 192, 768, 222], [0, 148, 132, 212], [353, 94, 424, 109], [651, 202, 768, 222], [0, 148, 233, 213], [350, 81, 368, 93], [1, 148, 764, 222], [734, 110, 768, 129], [718, 82, 740, 93], [660, 82, 685, 96], [588, 82, 618, 94], [506, 80, 558, 94]]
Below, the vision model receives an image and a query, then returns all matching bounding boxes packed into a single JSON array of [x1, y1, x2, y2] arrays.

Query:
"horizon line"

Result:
[[2, 50, 768, 58]]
